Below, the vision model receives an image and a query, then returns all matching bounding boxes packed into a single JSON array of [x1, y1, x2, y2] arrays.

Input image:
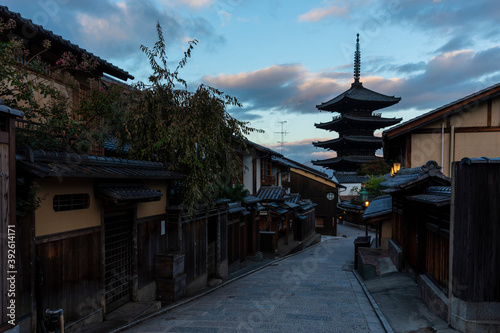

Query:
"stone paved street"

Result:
[[120, 224, 383, 333]]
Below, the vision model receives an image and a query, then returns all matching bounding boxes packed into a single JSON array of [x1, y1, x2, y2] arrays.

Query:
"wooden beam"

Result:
[[406, 136, 412, 168], [487, 99, 492, 127], [409, 126, 500, 135]]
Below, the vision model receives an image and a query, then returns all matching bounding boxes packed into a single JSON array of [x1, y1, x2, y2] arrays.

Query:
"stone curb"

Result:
[[353, 269, 394, 333]]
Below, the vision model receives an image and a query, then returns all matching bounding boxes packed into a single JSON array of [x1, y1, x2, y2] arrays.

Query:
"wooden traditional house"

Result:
[[256, 186, 290, 253], [383, 82, 500, 177], [237, 140, 287, 195], [271, 155, 341, 235], [15, 147, 185, 331], [381, 160, 451, 320], [256, 186, 319, 256], [0, 5, 141, 332], [334, 172, 368, 202], [362, 195, 392, 249]]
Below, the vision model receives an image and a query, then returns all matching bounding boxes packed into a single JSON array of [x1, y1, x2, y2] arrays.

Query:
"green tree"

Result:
[[363, 175, 386, 197], [114, 23, 262, 213], [2, 19, 261, 214], [358, 159, 391, 176]]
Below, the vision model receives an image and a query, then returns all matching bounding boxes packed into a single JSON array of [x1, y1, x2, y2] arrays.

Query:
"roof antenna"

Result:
[[353, 33, 361, 84], [275, 121, 288, 155]]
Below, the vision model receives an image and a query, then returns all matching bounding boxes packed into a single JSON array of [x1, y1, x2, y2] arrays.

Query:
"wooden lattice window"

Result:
[[53, 193, 90, 212], [261, 158, 271, 177]]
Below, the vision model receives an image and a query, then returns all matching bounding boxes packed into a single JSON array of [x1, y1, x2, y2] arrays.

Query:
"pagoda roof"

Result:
[[317, 82, 401, 112], [315, 114, 402, 131], [312, 155, 380, 171], [313, 136, 382, 150]]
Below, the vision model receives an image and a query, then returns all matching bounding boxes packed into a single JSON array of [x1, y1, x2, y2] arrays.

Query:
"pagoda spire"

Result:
[[353, 33, 361, 84]]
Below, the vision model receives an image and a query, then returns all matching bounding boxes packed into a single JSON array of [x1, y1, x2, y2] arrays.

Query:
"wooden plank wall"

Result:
[[137, 215, 167, 289], [425, 228, 449, 289], [227, 216, 239, 266], [182, 218, 207, 283], [300, 209, 316, 241], [219, 214, 227, 262], [453, 161, 500, 302], [35, 227, 102, 323], [246, 213, 259, 257]]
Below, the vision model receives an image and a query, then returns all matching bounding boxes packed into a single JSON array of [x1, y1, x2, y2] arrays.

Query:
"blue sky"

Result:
[[3, 0, 500, 171]]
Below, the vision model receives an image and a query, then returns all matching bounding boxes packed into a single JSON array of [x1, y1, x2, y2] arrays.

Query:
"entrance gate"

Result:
[[104, 209, 133, 312]]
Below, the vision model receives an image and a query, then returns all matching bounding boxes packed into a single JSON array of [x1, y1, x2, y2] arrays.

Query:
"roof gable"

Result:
[[384, 82, 500, 139]]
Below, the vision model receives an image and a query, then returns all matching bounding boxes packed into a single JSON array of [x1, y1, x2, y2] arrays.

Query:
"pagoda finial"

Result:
[[353, 33, 361, 84]]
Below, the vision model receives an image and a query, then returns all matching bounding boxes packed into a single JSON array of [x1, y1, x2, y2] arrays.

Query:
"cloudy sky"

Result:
[[3, 0, 500, 171]]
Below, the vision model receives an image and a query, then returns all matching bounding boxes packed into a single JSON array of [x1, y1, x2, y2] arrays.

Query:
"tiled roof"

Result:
[[460, 157, 500, 164], [334, 172, 369, 184], [314, 135, 382, 147], [315, 114, 402, 131], [257, 186, 287, 201], [245, 139, 282, 157], [0, 5, 134, 81], [317, 82, 400, 112], [0, 99, 23, 118], [312, 155, 379, 168], [17, 148, 185, 180], [407, 186, 451, 206], [96, 184, 163, 203], [408, 194, 450, 206], [284, 193, 301, 205], [338, 200, 364, 211], [299, 201, 317, 211], [271, 156, 332, 179], [363, 195, 392, 220], [380, 161, 450, 193], [228, 202, 249, 215], [243, 195, 261, 205]]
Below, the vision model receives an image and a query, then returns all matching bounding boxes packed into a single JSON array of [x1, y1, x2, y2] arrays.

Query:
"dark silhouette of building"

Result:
[[312, 34, 402, 172]]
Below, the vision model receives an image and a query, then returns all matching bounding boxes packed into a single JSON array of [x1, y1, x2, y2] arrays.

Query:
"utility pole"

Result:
[[275, 121, 288, 155]]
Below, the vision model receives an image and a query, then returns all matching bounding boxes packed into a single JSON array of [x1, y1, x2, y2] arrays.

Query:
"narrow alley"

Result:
[[117, 224, 385, 333]]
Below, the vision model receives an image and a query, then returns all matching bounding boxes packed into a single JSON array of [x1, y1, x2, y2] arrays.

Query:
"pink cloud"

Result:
[[298, 5, 348, 22]]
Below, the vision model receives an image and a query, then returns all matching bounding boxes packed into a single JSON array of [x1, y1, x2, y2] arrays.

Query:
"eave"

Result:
[[315, 115, 402, 131], [317, 82, 401, 112], [0, 5, 134, 81], [313, 136, 382, 150], [384, 83, 500, 140]]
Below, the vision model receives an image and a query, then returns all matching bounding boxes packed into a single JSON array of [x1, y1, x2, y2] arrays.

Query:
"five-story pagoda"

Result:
[[312, 34, 402, 171]]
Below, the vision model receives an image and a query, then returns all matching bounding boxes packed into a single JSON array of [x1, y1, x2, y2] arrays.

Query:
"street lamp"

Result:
[[391, 162, 401, 177], [360, 187, 369, 208]]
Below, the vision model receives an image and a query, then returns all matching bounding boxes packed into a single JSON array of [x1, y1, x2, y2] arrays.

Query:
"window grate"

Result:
[[53, 193, 90, 212]]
